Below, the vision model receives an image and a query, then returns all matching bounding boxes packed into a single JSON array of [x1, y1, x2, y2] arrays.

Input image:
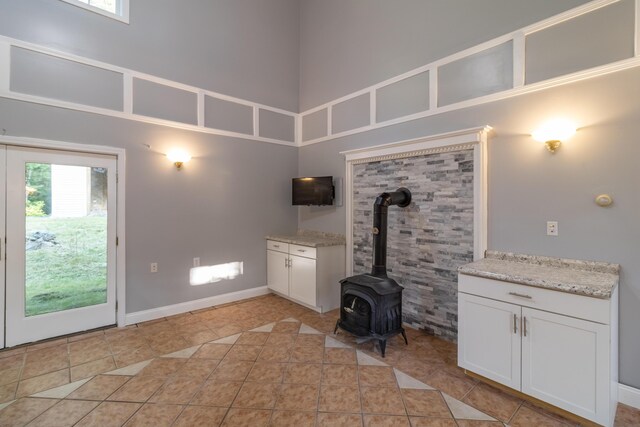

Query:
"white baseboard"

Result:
[[125, 286, 270, 325], [619, 383, 640, 410]]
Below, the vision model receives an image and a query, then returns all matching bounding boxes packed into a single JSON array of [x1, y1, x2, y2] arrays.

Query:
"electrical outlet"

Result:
[[150, 262, 158, 273], [547, 221, 558, 236], [193, 257, 200, 267]]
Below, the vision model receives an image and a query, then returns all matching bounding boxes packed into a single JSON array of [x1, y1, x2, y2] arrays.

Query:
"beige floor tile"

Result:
[[68, 375, 131, 401], [0, 382, 17, 404], [67, 330, 105, 344], [615, 403, 640, 427], [322, 364, 358, 385], [17, 368, 69, 397], [509, 405, 572, 426], [359, 366, 397, 387], [258, 346, 293, 363], [28, 399, 99, 427], [0, 347, 26, 360], [182, 330, 219, 345], [191, 380, 242, 406], [222, 408, 272, 426], [223, 345, 263, 362], [69, 337, 112, 366], [113, 346, 156, 368], [21, 345, 68, 379], [424, 369, 476, 400], [173, 358, 219, 380], [192, 343, 232, 359], [123, 403, 183, 427], [236, 332, 270, 346], [361, 386, 406, 415], [172, 405, 227, 427], [149, 376, 204, 404], [461, 383, 522, 423], [0, 398, 57, 426], [271, 322, 301, 334], [283, 363, 322, 384], [107, 376, 165, 402], [264, 333, 296, 348], [363, 414, 411, 427], [137, 358, 186, 378], [316, 412, 363, 426], [211, 360, 254, 381], [27, 338, 67, 352], [325, 347, 357, 364], [269, 410, 316, 426], [75, 401, 141, 427], [318, 384, 360, 413], [246, 363, 286, 383], [232, 382, 280, 409], [294, 334, 325, 348], [454, 420, 504, 427], [0, 355, 25, 386], [409, 418, 457, 427], [212, 324, 244, 338], [71, 356, 116, 381], [401, 390, 451, 418], [290, 345, 324, 363], [276, 383, 319, 411]]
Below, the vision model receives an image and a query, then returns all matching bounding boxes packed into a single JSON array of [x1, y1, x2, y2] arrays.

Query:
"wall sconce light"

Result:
[[532, 119, 576, 153], [166, 149, 192, 170]]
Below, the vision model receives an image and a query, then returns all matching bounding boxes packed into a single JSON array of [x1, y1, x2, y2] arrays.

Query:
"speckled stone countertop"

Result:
[[266, 230, 346, 247], [458, 251, 619, 299]]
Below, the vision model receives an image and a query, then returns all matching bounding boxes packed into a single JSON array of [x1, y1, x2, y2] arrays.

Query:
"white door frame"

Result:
[[340, 126, 491, 276], [0, 146, 5, 348], [0, 136, 127, 336]]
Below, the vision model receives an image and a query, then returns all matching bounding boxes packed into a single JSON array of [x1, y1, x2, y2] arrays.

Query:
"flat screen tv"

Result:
[[292, 176, 334, 206]]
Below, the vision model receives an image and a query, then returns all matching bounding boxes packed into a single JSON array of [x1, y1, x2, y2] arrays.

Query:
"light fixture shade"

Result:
[[532, 119, 576, 143], [166, 149, 192, 164]]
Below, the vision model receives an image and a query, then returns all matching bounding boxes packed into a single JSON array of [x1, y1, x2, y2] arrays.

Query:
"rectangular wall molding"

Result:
[[124, 286, 271, 325], [299, 0, 640, 146], [0, 0, 639, 148]]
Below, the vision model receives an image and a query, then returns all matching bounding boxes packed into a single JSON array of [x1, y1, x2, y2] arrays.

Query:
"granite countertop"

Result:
[[458, 251, 619, 299], [266, 230, 346, 248]]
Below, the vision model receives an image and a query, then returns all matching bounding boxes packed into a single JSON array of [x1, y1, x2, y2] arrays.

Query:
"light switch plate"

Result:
[[547, 221, 558, 236]]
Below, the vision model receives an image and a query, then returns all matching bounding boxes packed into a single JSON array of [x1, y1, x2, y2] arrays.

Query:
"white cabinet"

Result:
[[458, 273, 618, 427], [266, 240, 344, 313]]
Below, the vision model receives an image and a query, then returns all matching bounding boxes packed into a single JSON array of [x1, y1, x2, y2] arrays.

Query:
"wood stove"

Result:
[[335, 188, 411, 357]]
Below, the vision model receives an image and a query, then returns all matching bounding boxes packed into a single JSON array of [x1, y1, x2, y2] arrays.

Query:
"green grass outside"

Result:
[[25, 216, 108, 317]]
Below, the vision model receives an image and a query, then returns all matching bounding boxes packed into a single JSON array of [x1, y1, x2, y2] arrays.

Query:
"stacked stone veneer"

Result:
[[352, 149, 474, 340]]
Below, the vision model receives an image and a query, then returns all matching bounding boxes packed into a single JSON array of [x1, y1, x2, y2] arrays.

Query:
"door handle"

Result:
[[523, 316, 528, 337], [508, 292, 532, 299]]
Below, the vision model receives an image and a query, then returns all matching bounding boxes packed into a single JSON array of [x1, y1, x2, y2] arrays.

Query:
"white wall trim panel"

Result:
[[619, 384, 640, 410], [0, 34, 297, 146], [341, 126, 490, 275], [0, 135, 127, 328], [125, 286, 270, 325], [299, 0, 638, 147]]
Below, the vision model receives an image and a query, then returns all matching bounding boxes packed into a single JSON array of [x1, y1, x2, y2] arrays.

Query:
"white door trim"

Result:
[[0, 135, 126, 328], [0, 146, 5, 348], [341, 126, 490, 275]]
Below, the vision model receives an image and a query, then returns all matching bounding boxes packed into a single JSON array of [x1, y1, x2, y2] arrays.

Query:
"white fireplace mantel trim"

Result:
[[341, 126, 491, 276]]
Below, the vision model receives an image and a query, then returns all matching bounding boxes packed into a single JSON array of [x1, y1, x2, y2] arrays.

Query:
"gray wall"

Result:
[[0, 98, 298, 313], [298, 69, 640, 388], [0, 0, 300, 111], [299, 0, 589, 110]]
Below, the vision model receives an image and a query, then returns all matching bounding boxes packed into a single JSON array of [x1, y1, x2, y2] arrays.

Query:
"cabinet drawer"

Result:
[[289, 244, 316, 259], [458, 274, 610, 324], [267, 240, 289, 253]]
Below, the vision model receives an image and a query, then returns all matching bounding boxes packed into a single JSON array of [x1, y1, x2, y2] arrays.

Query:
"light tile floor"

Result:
[[0, 294, 637, 426]]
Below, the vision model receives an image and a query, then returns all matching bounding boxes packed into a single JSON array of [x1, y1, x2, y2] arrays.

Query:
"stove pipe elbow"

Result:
[[371, 188, 411, 277]]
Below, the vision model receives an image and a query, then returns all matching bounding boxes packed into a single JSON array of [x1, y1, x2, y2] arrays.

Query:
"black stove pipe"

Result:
[[371, 188, 412, 277]]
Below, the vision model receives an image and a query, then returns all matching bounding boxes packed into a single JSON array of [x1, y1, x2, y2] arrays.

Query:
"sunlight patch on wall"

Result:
[[190, 262, 244, 286]]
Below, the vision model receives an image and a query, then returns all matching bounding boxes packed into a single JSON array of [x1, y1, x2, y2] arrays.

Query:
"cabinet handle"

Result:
[[513, 314, 517, 334], [523, 316, 528, 337], [273, 244, 280, 248], [284, 258, 287, 268], [298, 249, 306, 253], [508, 292, 532, 299]]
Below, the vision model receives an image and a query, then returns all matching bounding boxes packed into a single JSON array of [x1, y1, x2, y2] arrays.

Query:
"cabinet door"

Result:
[[458, 293, 521, 390], [267, 250, 289, 295], [289, 255, 317, 307], [521, 307, 609, 424]]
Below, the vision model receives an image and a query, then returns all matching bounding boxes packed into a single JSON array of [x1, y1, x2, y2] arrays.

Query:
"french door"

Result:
[[2, 145, 118, 347]]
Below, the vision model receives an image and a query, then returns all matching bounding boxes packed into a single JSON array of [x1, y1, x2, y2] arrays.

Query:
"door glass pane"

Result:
[[25, 163, 108, 316]]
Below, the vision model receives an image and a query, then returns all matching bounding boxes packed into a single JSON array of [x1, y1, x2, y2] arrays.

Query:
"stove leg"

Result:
[[401, 329, 408, 345], [333, 320, 340, 335], [379, 339, 387, 357]]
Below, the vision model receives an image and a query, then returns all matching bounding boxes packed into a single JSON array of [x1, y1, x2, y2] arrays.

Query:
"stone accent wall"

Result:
[[352, 149, 474, 340]]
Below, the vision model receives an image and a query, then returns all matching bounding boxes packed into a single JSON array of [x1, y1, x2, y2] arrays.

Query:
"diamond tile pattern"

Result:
[[0, 294, 636, 426]]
